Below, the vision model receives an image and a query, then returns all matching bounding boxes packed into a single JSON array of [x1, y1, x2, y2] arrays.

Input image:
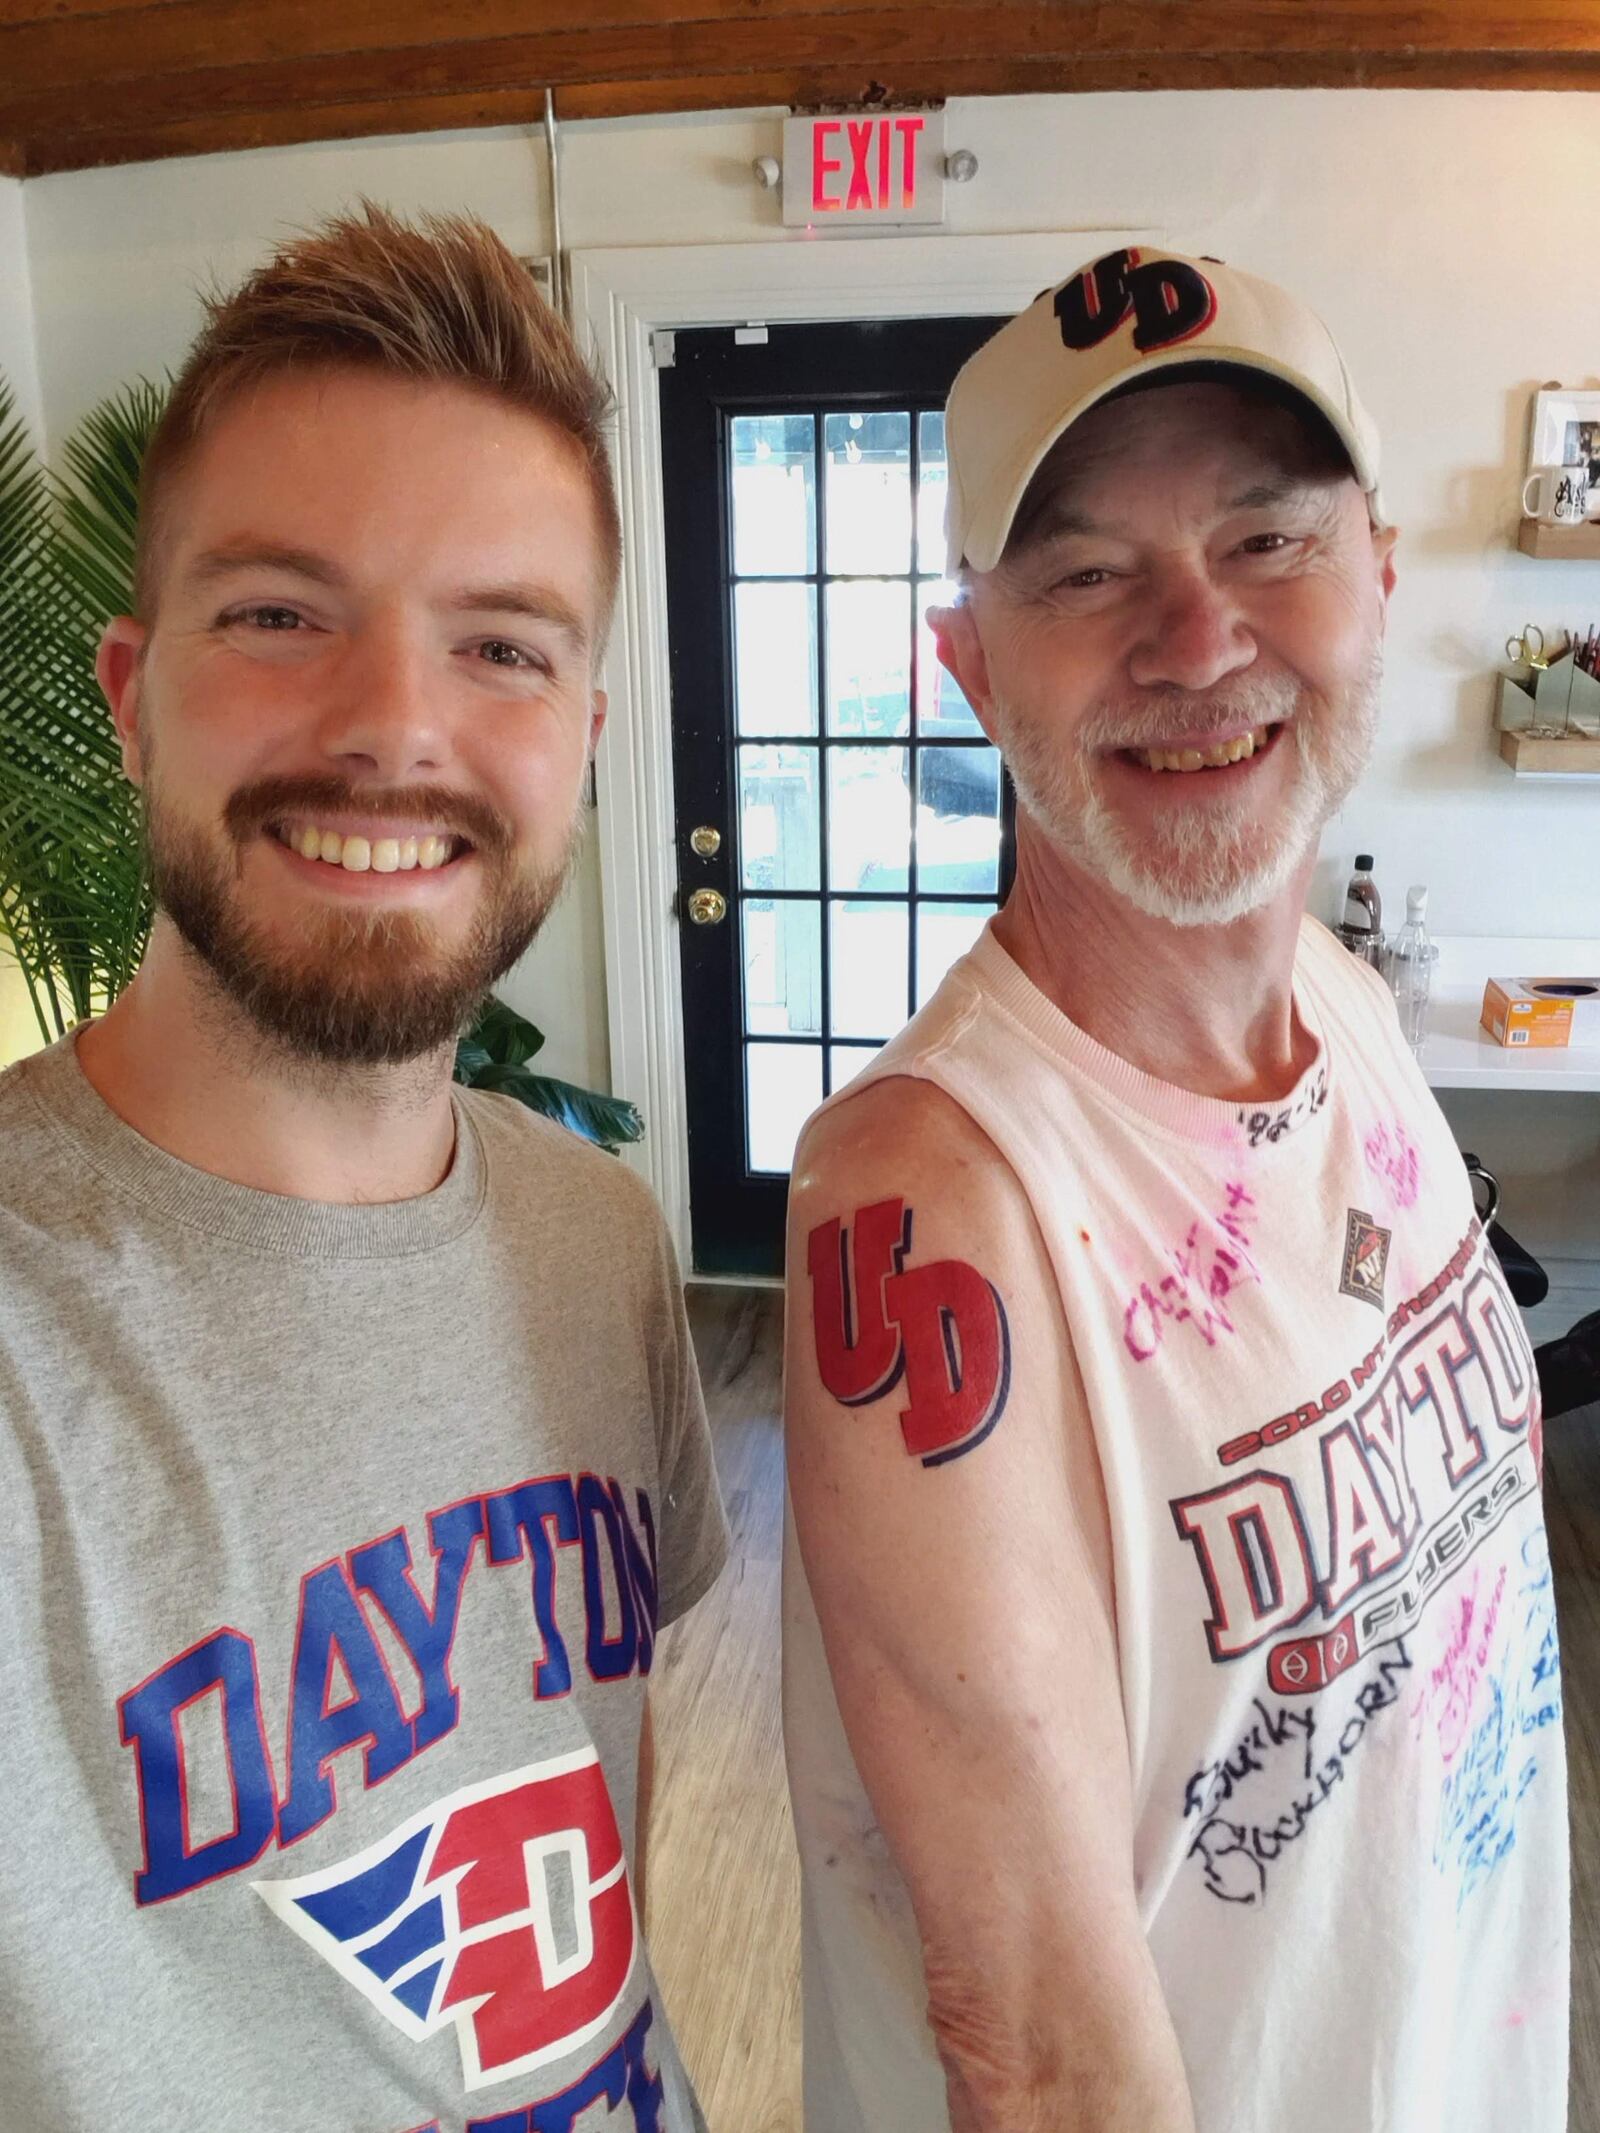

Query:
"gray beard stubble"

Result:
[[998, 647, 1383, 929]]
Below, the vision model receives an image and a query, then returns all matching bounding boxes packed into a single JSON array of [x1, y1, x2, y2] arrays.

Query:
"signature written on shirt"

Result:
[[1181, 1641, 1413, 1906], [1122, 1183, 1261, 1364]]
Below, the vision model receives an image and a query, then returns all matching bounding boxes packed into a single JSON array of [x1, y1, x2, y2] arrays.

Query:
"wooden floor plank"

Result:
[[648, 1287, 800, 2132], [651, 1290, 1597, 2129]]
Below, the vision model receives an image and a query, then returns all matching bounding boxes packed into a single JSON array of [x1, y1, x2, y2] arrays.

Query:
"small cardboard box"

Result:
[[1479, 977, 1600, 1048]]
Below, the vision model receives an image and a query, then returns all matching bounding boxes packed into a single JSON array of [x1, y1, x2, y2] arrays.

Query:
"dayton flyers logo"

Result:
[[808, 1196, 1011, 1465], [1054, 247, 1218, 356], [255, 1750, 636, 2089]]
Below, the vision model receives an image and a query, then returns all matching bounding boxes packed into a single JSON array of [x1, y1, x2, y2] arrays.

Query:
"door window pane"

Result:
[[916, 902, 994, 1008], [917, 410, 950, 572], [916, 577, 983, 736], [828, 745, 910, 891], [746, 1042, 823, 1174], [825, 410, 911, 575], [831, 899, 909, 1039], [739, 744, 819, 892], [743, 898, 822, 1037], [830, 1044, 881, 1092], [826, 579, 911, 736], [735, 582, 818, 736], [914, 746, 1002, 894], [731, 414, 816, 575]]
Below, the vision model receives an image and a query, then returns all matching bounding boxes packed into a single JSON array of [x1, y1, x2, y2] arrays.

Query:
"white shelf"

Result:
[[1419, 991, 1600, 1093], [1411, 936, 1600, 1092]]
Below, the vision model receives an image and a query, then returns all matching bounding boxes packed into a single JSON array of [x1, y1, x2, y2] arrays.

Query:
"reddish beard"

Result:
[[143, 773, 577, 1065]]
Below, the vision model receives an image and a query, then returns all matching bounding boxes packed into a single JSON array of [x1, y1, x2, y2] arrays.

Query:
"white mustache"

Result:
[[1080, 676, 1303, 754]]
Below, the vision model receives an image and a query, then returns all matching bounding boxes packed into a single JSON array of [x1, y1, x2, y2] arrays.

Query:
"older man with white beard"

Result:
[[781, 251, 1567, 2133]]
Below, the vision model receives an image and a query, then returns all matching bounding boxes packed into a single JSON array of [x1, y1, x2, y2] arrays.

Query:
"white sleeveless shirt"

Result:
[[783, 915, 1567, 2133]]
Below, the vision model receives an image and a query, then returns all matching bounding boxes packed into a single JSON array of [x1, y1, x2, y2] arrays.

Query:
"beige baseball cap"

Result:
[[944, 246, 1381, 573]]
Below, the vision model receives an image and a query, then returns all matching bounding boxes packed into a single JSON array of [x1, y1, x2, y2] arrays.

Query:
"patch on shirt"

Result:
[[1339, 1207, 1391, 1311], [254, 1749, 637, 2090]]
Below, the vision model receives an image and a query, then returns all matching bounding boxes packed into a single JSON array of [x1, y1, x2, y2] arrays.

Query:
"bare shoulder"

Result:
[[792, 1071, 1031, 1235], [786, 1071, 1081, 1480], [784, 1069, 1119, 1757]]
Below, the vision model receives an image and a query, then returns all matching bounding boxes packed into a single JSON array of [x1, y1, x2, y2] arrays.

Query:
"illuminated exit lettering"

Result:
[[812, 116, 924, 213], [783, 109, 947, 228]]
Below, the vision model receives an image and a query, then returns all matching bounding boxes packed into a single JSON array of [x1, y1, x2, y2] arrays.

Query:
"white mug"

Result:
[[1522, 462, 1590, 524]]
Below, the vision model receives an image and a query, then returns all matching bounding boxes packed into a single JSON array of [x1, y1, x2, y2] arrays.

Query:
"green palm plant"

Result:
[[0, 371, 642, 1153], [0, 375, 153, 1039]]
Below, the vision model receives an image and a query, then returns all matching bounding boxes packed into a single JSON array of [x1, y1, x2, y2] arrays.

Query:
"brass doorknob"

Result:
[[687, 887, 728, 926], [689, 825, 722, 858]]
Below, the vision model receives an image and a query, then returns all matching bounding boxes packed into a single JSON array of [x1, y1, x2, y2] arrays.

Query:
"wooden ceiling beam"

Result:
[[21, 45, 1600, 179], [1, 0, 902, 96], [12, 4, 1600, 151], [9, 0, 1600, 103], [1, 0, 199, 23]]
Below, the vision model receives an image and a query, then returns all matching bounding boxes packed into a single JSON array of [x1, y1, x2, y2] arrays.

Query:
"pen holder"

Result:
[[1498, 658, 1600, 737]]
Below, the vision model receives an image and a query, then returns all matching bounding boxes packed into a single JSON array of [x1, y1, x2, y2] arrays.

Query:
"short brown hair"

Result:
[[133, 202, 621, 630]]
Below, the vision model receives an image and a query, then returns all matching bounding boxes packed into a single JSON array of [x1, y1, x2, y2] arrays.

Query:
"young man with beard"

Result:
[[0, 208, 727, 2132], [783, 251, 1566, 2132]]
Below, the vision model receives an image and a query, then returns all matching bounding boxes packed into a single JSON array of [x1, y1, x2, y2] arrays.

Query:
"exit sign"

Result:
[[782, 109, 946, 228]]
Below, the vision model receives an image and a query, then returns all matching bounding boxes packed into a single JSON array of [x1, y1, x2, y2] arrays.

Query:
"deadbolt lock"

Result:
[[689, 825, 722, 858], [687, 887, 728, 926]]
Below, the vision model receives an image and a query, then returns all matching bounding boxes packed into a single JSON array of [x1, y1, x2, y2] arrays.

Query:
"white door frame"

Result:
[[571, 228, 1145, 1265]]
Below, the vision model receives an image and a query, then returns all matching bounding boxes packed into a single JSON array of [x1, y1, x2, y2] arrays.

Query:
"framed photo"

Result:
[[1529, 386, 1600, 480]]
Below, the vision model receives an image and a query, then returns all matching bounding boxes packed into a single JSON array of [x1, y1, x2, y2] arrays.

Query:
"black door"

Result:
[[661, 316, 1013, 1277]]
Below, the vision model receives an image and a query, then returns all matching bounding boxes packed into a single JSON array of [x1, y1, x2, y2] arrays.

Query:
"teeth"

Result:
[[1137, 724, 1273, 773], [279, 824, 454, 871]]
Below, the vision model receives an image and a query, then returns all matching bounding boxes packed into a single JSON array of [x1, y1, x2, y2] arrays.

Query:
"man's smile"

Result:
[[268, 818, 471, 874], [1119, 720, 1285, 775]]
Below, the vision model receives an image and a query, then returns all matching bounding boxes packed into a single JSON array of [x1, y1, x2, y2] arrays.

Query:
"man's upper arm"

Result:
[[784, 1077, 1194, 2128]]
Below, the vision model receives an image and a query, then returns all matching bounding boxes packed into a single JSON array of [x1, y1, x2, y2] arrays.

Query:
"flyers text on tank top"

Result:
[[1168, 1214, 1557, 1916]]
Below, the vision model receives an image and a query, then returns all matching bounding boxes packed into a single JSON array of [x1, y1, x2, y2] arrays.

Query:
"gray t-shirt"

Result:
[[0, 1035, 729, 2133]]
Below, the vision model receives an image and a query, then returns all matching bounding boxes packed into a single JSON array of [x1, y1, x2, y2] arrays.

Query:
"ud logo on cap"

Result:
[[1054, 247, 1219, 357], [944, 244, 1382, 571]]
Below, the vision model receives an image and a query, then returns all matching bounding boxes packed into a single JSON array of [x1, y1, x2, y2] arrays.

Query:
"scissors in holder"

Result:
[[1506, 623, 1549, 671]]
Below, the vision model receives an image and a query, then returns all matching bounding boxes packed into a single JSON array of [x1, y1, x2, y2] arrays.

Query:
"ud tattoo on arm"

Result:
[[807, 1196, 1012, 1465]]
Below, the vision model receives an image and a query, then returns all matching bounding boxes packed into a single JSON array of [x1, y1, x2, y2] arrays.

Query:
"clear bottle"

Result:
[[1387, 885, 1434, 1052], [1336, 854, 1385, 967]]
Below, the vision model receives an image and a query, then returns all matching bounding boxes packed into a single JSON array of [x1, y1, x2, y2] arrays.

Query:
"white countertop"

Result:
[[1406, 936, 1600, 1094]]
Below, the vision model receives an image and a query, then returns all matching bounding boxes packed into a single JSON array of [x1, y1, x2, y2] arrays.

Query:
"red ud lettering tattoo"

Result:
[[807, 1196, 1012, 1466]]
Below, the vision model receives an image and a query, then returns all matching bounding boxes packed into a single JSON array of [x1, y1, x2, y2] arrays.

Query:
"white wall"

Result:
[[0, 175, 46, 1067], [0, 175, 43, 440], [17, 92, 1600, 1277]]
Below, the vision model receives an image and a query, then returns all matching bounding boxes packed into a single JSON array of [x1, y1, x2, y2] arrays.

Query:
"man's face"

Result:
[[932, 381, 1397, 929], [99, 368, 607, 1064]]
